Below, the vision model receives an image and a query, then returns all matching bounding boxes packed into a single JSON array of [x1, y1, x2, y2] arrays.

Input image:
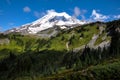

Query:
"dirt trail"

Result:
[[66, 42, 69, 51]]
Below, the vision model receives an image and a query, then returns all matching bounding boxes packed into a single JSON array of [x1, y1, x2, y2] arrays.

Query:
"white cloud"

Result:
[[118, 8, 120, 10], [34, 11, 45, 18], [114, 15, 120, 19], [34, 9, 55, 18], [47, 9, 55, 14], [73, 7, 87, 20], [90, 10, 109, 21], [6, 0, 11, 5], [34, 11, 40, 18], [74, 7, 81, 17], [0, 26, 3, 32], [23, 6, 31, 13], [0, 27, 1, 30], [8, 22, 14, 26]]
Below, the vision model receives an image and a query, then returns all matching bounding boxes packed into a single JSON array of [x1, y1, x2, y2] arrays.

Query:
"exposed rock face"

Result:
[[88, 34, 99, 48], [116, 27, 120, 32], [94, 40, 110, 49], [0, 38, 10, 45], [72, 25, 110, 53]]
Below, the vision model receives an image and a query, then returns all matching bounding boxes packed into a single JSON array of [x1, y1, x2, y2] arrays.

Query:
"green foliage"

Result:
[[88, 61, 120, 80], [42, 60, 120, 80], [0, 20, 119, 80]]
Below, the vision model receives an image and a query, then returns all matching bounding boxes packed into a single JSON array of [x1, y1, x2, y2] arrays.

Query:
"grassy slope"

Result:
[[0, 24, 111, 59], [0, 35, 38, 59], [48, 24, 101, 50]]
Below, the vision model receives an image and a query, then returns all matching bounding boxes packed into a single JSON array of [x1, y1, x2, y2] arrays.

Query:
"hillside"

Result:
[[0, 19, 120, 80], [1, 22, 110, 52]]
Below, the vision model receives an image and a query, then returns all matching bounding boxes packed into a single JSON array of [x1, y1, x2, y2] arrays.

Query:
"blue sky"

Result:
[[0, 0, 120, 31]]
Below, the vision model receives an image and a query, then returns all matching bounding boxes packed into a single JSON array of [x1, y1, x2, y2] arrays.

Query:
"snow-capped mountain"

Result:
[[5, 11, 87, 34]]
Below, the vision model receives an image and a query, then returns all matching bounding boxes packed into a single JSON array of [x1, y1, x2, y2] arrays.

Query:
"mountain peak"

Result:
[[6, 11, 87, 34], [32, 11, 71, 25]]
